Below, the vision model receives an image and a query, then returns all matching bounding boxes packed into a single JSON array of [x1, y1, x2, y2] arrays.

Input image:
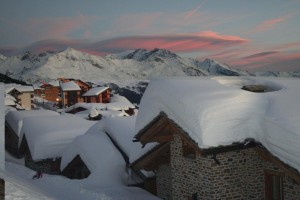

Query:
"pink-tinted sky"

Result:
[[0, 0, 300, 72]]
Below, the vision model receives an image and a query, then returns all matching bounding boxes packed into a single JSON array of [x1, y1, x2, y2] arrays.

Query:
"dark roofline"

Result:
[[133, 111, 300, 180], [134, 111, 168, 139]]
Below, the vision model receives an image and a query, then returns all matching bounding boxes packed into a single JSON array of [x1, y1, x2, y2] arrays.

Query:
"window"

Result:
[[265, 170, 284, 200]]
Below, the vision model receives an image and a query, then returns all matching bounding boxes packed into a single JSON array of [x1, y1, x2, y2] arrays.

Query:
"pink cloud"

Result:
[[255, 15, 290, 32], [90, 31, 248, 54], [27, 14, 94, 40]]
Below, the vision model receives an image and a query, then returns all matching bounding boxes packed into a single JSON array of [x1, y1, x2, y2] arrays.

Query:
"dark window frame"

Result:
[[264, 169, 284, 200]]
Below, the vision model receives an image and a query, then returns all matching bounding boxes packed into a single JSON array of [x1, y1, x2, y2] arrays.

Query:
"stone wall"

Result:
[[157, 164, 173, 199], [24, 151, 61, 175], [156, 133, 300, 200], [263, 160, 300, 199]]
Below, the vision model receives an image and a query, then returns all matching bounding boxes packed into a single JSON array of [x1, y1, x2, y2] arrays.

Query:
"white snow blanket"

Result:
[[20, 115, 96, 160], [5, 110, 60, 137], [102, 116, 157, 163], [60, 122, 126, 187], [136, 76, 300, 172]]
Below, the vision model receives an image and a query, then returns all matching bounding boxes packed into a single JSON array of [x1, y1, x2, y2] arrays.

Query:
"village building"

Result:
[[33, 80, 60, 102], [60, 116, 152, 188], [60, 81, 82, 107], [65, 94, 136, 117], [6, 84, 34, 110], [17, 114, 96, 174], [131, 77, 300, 200], [60, 128, 126, 184], [82, 86, 111, 103], [58, 78, 92, 102], [5, 110, 60, 157]]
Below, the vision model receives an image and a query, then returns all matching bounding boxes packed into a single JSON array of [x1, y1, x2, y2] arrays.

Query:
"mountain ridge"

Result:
[[0, 47, 298, 84]]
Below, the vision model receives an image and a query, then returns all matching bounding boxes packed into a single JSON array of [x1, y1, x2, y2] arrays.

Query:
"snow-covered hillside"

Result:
[[0, 48, 252, 83]]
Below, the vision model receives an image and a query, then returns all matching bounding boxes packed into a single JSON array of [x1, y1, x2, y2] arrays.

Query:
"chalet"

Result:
[[6, 84, 34, 110], [18, 115, 95, 174], [82, 86, 111, 103], [5, 110, 60, 157], [60, 117, 147, 187], [64, 94, 136, 117], [60, 81, 81, 107], [58, 78, 92, 102], [33, 80, 60, 102], [60, 129, 125, 182], [131, 77, 300, 200]]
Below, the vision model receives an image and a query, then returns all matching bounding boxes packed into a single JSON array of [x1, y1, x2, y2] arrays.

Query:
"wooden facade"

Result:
[[62, 90, 81, 107], [83, 88, 111, 103]]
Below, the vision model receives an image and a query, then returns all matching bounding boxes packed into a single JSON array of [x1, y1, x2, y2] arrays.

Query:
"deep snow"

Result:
[[136, 76, 300, 172]]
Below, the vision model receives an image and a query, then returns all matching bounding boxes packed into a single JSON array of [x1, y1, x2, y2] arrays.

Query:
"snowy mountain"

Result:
[[199, 58, 251, 76], [0, 48, 251, 83], [254, 70, 300, 77]]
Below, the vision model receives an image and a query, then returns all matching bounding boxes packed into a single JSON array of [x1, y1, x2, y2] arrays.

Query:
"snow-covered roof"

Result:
[[60, 81, 81, 91], [21, 114, 96, 160], [82, 86, 109, 96], [136, 76, 300, 172], [33, 79, 60, 89], [5, 94, 16, 106], [65, 94, 135, 113], [5, 84, 34, 93], [5, 110, 60, 137], [60, 123, 126, 187], [102, 116, 156, 163], [16, 85, 34, 92]]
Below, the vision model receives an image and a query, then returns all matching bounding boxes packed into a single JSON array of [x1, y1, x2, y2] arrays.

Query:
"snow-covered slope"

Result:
[[0, 48, 250, 83], [199, 58, 251, 76]]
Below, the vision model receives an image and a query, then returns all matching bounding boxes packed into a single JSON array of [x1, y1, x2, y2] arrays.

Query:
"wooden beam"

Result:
[[256, 147, 300, 183], [139, 116, 172, 145], [133, 142, 170, 171]]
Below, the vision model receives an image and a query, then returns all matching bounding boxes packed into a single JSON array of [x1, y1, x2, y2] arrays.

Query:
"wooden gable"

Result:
[[132, 142, 171, 171]]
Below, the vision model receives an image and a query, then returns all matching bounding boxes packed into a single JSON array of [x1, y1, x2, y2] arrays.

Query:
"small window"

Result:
[[182, 140, 196, 159], [265, 170, 284, 200]]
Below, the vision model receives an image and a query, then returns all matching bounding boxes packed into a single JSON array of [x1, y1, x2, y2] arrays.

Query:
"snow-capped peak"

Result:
[[123, 48, 178, 62], [199, 58, 251, 76]]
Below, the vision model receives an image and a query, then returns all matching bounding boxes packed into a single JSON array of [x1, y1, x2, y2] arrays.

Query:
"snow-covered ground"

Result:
[[5, 157, 159, 200]]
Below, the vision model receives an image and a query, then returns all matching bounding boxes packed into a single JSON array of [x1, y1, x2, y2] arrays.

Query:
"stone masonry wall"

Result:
[[263, 160, 300, 199], [24, 151, 61, 175], [168, 134, 266, 200], [156, 132, 300, 199], [157, 163, 173, 200]]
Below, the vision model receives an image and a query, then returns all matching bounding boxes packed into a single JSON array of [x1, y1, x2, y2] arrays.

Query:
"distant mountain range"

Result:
[[0, 47, 299, 84]]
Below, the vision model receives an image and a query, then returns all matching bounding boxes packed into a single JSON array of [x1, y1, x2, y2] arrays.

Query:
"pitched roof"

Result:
[[82, 87, 109, 96], [60, 81, 81, 91], [135, 76, 300, 173]]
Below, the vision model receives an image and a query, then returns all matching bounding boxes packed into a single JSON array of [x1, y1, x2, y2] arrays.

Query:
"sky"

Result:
[[0, 0, 300, 72]]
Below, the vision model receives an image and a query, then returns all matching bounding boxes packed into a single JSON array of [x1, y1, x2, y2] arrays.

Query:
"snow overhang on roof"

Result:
[[60, 81, 81, 91], [16, 85, 34, 92], [82, 87, 109, 96], [135, 76, 300, 173]]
